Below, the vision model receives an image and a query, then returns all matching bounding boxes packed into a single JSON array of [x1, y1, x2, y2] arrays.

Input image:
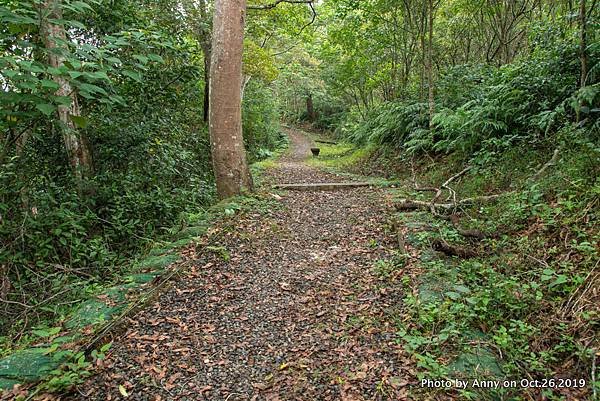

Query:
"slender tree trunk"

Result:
[[203, 52, 211, 122], [209, 0, 253, 199], [41, 0, 92, 182], [419, 0, 427, 103], [0, 264, 10, 305], [198, 0, 211, 123], [427, 0, 435, 127], [183, 0, 211, 122], [579, 0, 588, 88], [420, 28, 426, 102], [241, 75, 252, 100], [16, 129, 31, 210], [306, 93, 316, 122], [15, 129, 30, 156]]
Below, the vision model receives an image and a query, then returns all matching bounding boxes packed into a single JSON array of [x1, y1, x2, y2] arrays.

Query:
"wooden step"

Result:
[[273, 182, 372, 191]]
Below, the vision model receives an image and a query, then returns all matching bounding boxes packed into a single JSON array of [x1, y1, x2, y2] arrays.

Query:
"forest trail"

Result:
[[70, 128, 410, 400]]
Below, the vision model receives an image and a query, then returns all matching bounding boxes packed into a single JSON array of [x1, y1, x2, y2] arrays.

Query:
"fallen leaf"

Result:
[[118, 384, 128, 397]]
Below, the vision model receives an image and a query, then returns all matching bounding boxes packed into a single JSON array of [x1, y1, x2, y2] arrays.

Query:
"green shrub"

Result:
[[243, 80, 286, 161], [347, 102, 429, 147]]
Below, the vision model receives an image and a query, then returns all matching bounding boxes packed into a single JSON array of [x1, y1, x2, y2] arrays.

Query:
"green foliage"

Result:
[[40, 342, 111, 392], [338, 39, 596, 158], [387, 131, 599, 399], [243, 39, 279, 83], [243, 79, 286, 161], [0, 18, 212, 335], [347, 102, 429, 148], [435, 64, 494, 109], [0, 1, 172, 128], [431, 47, 583, 155], [0, 0, 284, 343]]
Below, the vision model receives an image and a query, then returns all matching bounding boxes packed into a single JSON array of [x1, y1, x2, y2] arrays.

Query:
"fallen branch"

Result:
[[395, 200, 434, 211], [395, 149, 560, 245], [403, 148, 559, 214], [530, 148, 560, 182], [434, 166, 471, 202], [457, 193, 510, 204], [315, 139, 337, 145], [431, 166, 471, 215], [395, 193, 509, 212]]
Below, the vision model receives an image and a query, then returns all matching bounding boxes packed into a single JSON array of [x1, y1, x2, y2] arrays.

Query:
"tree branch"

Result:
[[249, 0, 316, 54], [271, 1, 317, 55], [248, 0, 313, 10]]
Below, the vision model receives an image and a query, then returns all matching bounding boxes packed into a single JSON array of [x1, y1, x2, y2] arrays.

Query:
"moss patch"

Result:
[[0, 349, 62, 387], [134, 254, 180, 271]]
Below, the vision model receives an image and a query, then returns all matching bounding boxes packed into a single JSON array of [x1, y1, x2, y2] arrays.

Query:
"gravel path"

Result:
[[69, 128, 410, 401], [265, 128, 347, 186]]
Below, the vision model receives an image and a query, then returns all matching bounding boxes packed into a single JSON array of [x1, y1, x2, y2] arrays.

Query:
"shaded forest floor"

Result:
[[65, 128, 413, 400]]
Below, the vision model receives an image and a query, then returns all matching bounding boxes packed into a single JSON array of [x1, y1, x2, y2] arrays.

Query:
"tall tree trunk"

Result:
[[579, 0, 588, 88], [182, 0, 211, 122], [41, 0, 92, 183], [427, 0, 435, 127], [16, 129, 31, 210], [209, 0, 253, 199]]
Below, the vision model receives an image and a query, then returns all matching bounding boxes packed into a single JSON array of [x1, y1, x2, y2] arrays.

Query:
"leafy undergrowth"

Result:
[[315, 134, 599, 400], [251, 134, 290, 185], [0, 190, 281, 395]]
